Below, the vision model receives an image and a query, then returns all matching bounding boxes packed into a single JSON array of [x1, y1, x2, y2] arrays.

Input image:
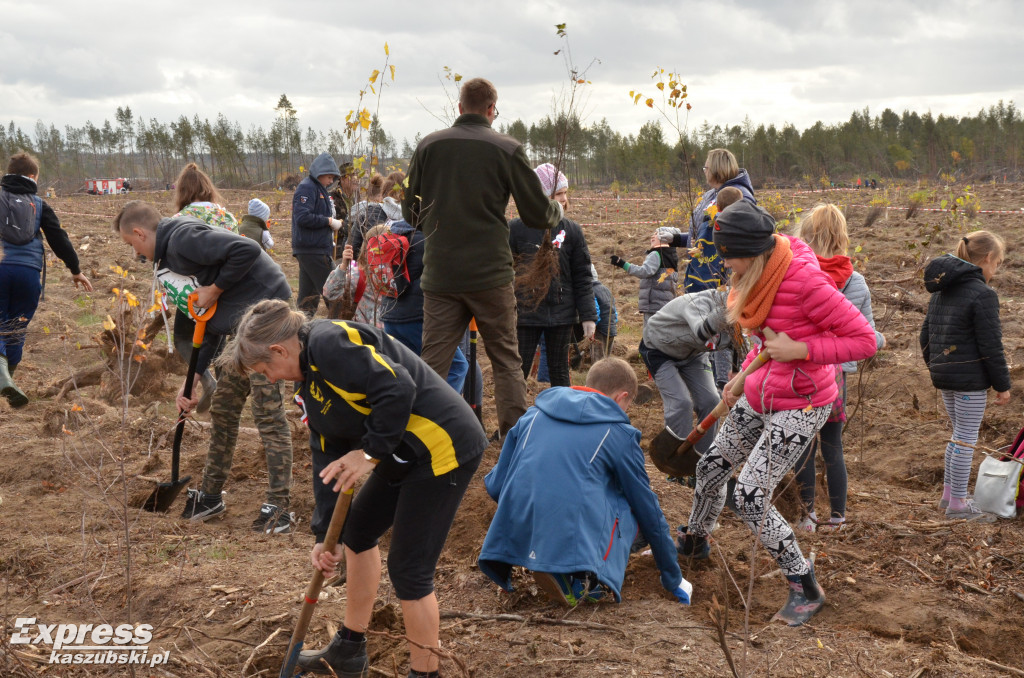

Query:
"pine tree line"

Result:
[[3, 100, 1021, 190]]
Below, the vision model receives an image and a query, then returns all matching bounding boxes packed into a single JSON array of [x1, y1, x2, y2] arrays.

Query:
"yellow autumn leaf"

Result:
[[70, 404, 84, 412], [645, 98, 654, 108], [384, 42, 389, 56], [43, 326, 50, 335], [369, 69, 380, 84], [453, 73, 462, 83], [389, 64, 396, 81], [656, 82, 665, 91], [633, 93, 642, 104], [103, 315, 116, 331]]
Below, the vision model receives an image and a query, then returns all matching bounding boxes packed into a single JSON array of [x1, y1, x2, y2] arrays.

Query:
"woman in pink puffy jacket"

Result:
[[675, 201, 877, 627]]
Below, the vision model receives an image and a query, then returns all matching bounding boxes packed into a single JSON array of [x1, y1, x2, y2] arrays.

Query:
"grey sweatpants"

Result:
[[653, 354, 719, 455]]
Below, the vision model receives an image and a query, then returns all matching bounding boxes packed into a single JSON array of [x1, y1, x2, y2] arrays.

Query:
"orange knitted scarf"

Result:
[[727, 234, 793, 329]]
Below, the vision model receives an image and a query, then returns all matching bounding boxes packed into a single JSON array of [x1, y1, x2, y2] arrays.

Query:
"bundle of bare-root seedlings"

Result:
[[514, 233, 561, 312]]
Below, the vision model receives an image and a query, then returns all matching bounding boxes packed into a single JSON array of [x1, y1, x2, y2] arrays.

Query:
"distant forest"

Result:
[[3, 98, 1022, 191]]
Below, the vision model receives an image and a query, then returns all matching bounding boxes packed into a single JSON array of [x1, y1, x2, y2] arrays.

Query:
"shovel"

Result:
[[649, 328, 776, 476], [280, 486, 355, 677], [464, 318, 482, 427], [143, 293, 217, 512]]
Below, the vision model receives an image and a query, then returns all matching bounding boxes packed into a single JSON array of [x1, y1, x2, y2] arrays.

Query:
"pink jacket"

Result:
[[741, 235, 877, 413]]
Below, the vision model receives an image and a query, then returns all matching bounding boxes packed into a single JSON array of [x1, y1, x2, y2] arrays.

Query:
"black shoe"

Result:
[[180, 489, 226, 521], [675, 525, 710, 560], [296, 633, 368, 676], [252, 503, 294, 534]]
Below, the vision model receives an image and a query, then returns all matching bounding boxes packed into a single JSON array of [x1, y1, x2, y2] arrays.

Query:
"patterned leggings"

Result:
[[940, 390, 987, 499], [688, 396, 830, 577]]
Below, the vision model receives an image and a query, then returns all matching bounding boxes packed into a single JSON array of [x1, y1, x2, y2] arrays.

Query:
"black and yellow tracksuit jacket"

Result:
[[298, 319, 488, 541]]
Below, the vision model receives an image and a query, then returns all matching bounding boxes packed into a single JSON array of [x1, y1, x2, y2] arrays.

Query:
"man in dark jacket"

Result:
[[0, 152, 93, 407], [292, 153, 344, 316], [114, 201, 295, 533], [403, 77, 562, 435]]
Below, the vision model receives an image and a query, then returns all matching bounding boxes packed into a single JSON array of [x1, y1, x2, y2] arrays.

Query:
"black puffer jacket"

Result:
[[509, 217, 596, 327], [920, 254, 1011, 393]]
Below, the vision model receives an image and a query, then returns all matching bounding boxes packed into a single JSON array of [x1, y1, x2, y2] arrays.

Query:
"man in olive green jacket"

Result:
[[403, 77, 561, 436]]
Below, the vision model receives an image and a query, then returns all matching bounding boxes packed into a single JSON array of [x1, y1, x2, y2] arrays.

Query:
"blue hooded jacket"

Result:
[[291, 153, 340, 256], [479, 387, 682, 602]]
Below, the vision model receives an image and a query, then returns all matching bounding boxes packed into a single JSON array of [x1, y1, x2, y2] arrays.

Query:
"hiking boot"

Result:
[[675, 525, 710, 560], [0, 356, 28, 408], [252, 503, 294, 534], [531, 572, 605, 607], [937, 496, 949, 510], [296, 633, 368, 676], [774, 561, 826, 627], [796, 516, 817, 533], [945, 500, 997, 523], [195, 370, 217, 414], [180, 489, 226, 521]]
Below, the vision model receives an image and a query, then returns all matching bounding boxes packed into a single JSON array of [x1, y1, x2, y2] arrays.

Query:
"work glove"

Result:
[[657, 226, 682, 244], [673, 579, 694, 605], [581, 321, 596, 340], [329, 218, 343, 232], [610, 255, 626, 269]]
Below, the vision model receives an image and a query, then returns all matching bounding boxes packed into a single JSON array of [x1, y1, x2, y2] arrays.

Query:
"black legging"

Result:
[[795, 420, 848, 519], [517, 325, 573, 387]]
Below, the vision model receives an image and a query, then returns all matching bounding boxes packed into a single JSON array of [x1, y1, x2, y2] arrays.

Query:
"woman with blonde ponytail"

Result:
[[675, 200, 877, 627]]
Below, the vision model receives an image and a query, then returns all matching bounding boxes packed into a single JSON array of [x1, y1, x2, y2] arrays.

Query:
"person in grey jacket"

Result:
[[292, 153, 344, 316], [114, 201, 296, 533], [639, 289, 731, 468], [610, 232, 680, 326]]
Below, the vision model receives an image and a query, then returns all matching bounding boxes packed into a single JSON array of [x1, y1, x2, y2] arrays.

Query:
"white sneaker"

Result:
[[795, 516, 817, 533]]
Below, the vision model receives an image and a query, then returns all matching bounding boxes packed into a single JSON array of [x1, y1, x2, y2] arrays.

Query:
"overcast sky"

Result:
[[2, 0, 1022, 153]]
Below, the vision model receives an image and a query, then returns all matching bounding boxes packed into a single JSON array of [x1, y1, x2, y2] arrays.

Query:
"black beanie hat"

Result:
[[713, 201, 777, 258]]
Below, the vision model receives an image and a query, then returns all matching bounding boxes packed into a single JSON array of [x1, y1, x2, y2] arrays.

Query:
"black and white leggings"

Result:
[[688, 396, 830, 577]]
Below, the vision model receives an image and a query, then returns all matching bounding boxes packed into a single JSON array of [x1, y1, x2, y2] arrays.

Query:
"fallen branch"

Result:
[[242, 627, 283, 676], [897, 557, 937, 585], [957, 580, 992, 596], [975, 657, 1024, 677], [45, 568, 102, 596], [365, 628, 469, 678], [439, 610, 626, 636]]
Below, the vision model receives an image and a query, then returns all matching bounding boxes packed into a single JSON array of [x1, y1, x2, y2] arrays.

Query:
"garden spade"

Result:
[[280, 486, 355, 677], [143, 293, 217, 512]]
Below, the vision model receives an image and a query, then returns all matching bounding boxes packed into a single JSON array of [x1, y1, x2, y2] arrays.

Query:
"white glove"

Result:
[[673, 579, 694, 605], [582, 321, 596, 340], [329, 218, 343, 232], [657, 226, 682, 243]]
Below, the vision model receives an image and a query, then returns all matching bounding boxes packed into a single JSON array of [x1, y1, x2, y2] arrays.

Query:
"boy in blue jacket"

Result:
[[478, 358, 692, 606]]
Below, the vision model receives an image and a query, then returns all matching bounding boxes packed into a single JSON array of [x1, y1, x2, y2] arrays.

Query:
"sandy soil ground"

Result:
[[1, 182, 1022, 677]]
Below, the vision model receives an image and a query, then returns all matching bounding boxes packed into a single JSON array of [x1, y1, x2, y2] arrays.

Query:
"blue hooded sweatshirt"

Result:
[[478, 386, 682, 602], [291, 152, 340, 256]]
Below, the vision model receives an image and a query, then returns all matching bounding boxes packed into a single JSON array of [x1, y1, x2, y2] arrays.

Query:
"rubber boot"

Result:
[[0, 356, 28, 408], [295, 632, 368, 676], [774, 561, 826, 626]]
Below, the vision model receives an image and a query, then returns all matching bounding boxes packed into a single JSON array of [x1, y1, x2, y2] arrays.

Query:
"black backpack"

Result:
[[0, 190, 42, 245]]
